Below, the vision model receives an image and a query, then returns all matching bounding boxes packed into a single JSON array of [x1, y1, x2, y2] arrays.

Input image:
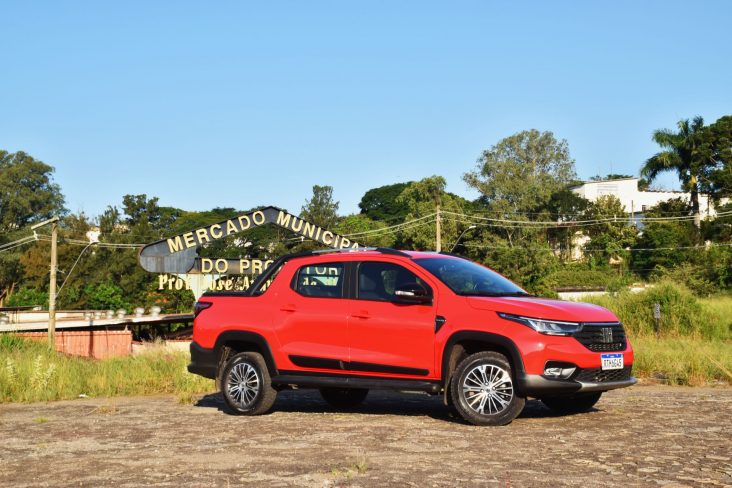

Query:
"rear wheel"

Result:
[[319, 388, 369, 409], [220, 352, 277, 415], [541, 392, 602, 414], [450, 351, 525, 426]]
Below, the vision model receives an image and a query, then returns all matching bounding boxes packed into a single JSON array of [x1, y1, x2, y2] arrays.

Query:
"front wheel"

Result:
[[450, 351, 525, 426], [541, 392, 602, 415], [220, 351, 277, 415]]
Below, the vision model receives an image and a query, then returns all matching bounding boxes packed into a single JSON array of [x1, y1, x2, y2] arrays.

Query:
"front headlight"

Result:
[[497, 312, 583, 336]]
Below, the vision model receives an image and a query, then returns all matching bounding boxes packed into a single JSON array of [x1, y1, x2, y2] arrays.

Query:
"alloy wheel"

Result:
[[461, 363, 514, 415]]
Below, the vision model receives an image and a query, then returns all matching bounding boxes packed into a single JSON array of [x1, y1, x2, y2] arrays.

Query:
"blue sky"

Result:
[[2, 1, 730, 217]]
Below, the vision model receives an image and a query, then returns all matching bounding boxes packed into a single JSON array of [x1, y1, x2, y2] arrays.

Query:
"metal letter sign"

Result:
[[138, 206, 360, 275]]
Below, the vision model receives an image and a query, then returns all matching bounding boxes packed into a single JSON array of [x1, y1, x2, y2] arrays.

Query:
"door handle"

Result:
[[351, 310, 370, 319], [280, 304, 297, 312]]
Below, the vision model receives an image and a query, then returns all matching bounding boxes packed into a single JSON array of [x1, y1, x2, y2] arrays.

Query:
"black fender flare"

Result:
[[441, 330, 526, 386], [214, 330, 279, 376]]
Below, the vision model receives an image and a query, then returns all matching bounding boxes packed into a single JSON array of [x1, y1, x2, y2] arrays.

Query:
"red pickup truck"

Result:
[[189, 248, 635, 426]]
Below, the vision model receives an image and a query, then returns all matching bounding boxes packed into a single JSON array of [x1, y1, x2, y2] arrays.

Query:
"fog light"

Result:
[[544, 367, 562, 377], [543, 364, 577, 379]]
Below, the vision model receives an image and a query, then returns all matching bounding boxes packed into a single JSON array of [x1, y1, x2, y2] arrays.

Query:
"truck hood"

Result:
[[466, 296, 619, 323]]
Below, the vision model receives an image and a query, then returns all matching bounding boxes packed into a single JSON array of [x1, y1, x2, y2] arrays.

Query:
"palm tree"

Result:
[[641, 116, 706, 229]]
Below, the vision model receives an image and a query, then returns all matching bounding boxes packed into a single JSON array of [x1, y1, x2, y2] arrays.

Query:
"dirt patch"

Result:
[[1, 385, 730, 487]]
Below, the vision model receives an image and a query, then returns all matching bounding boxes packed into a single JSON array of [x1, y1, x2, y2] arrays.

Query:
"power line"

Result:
[[57, 242, 97, 295], [341, 213, 436, 237], [459, 241, 732, 253], [35, 235, 144, 248], [0, 235, 37, 254], [441, 209, 732, 227]]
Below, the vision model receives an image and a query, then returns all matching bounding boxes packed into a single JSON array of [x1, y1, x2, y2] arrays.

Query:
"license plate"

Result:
[[601, 353, 623, 370]]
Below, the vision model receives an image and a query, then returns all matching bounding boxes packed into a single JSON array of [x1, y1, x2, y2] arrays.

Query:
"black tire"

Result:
[[541, 392, 602, 415], [220, 351, 277, 415], [450, 351, 525, 426], [319, 388, 369, 409]]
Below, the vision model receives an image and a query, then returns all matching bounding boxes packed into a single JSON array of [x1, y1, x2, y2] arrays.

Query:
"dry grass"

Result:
[[0, 334, 214, 403]]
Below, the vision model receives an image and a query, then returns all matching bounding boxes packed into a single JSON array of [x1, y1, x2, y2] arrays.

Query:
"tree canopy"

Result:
[[0, 150, 66, 233], [358, 182, 412, 222], [698, 115, 732, 201], [641, 117, 708, 228], [464, 129, 577, 215], [301, 185, 339, 229]]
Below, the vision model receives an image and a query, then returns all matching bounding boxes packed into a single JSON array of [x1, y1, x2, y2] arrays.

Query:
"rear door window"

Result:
[[293, 262, 345, 298]]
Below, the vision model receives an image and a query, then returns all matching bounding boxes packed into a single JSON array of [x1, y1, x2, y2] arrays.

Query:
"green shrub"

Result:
[[651, 264, 718, 297], [83, 282, 129, 311], [583, 281, 730, 340], [6, 287, 48, 308]]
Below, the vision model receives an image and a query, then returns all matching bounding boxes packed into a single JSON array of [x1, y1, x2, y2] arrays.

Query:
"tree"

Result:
[[0, 150, 66, 305], [641, 117, 708, 229], [631, 198, 697, 276], [334, 214, 395, 248], [464, 129, 577, 247], [358, 182, 412, 222], [698, 115, 732, 201], [545, 188, 590, 261], [583, 196, 637, 267], [464, 129, 577, 215], [395, 176, 470, 251], [301, 185, 339, 229], [0, 150, 66, 233]]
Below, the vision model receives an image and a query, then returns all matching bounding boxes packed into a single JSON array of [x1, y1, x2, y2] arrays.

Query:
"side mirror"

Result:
[[393, 283, 432, 305]]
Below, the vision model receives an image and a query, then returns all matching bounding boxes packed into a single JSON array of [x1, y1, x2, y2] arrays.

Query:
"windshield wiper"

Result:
[[460, 291, 534, 298]]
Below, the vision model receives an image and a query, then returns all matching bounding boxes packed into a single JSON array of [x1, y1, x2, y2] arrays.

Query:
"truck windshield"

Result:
[[414, 257, 529, 297]]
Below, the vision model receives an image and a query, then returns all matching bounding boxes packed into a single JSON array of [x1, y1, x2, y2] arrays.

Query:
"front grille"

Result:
[[574, 366, 632, 383], [573, 323, 627, 352]]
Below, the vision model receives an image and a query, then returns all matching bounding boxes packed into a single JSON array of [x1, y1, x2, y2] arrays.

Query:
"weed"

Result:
[[353, 457, 369, 473], [92, 404, 118, 415]]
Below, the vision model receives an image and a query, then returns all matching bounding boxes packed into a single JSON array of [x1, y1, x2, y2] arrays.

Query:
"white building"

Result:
[[570, 177, 719, 223], [567, 177, 727, 261]]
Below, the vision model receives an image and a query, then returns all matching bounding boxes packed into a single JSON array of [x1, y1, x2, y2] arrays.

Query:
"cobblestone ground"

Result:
[[0, 384, 730, 487]]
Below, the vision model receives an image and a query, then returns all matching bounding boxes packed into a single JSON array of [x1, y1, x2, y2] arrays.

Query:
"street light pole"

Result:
[[450, 225, 477, 253], [31, 216, 60, 347]]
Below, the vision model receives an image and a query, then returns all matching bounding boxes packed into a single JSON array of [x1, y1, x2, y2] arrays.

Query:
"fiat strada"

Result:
[[188, 248, 636, 425]]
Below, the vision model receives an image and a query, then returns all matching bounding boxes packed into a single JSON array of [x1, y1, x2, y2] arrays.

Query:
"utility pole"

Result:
[[31, 216, 59, 347], [49, 220, 58, 345], [435, 204, 441, 252]]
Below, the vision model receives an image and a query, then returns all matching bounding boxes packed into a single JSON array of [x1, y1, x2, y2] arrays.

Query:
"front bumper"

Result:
[[187, 341, 218, 379], [517, 370, 637, 397]]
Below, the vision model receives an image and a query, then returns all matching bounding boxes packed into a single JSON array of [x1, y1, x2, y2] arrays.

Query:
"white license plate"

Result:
[[601, 353, 623, 370]]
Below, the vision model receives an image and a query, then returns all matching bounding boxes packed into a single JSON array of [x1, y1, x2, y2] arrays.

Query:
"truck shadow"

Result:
[[194, 390, 594, 423]]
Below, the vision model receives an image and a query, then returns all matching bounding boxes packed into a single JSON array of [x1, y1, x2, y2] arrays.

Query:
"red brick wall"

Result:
[[18, 330, 132, 359]]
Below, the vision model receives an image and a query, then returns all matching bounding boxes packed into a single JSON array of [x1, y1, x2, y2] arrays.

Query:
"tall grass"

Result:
[[583, 281, 731, 340], [631, 337, 732, 386], [0, 335, 214, 403], [582, 282, 732, 385]]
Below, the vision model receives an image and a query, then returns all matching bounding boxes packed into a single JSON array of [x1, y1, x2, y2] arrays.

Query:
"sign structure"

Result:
[[139, 206, 360, 281]]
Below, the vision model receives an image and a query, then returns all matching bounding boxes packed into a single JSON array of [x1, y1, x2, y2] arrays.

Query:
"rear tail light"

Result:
[[194, 301, 213, 317]]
